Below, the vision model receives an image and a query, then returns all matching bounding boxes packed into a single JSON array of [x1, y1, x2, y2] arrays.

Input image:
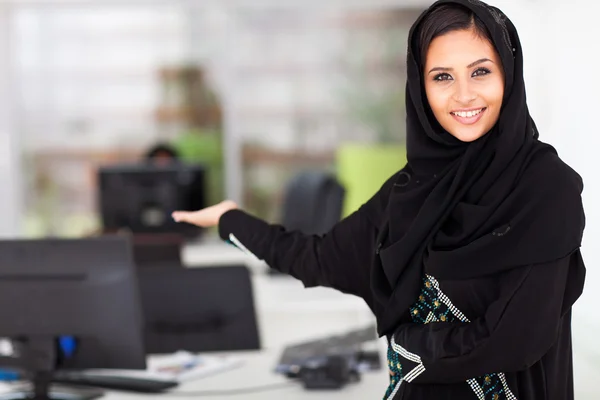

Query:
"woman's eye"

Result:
[[472, 67, 491, 77], [433, 73, 452, 81]]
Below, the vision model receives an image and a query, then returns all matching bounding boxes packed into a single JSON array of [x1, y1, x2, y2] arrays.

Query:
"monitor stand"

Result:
[[0, 338, 104, 400]]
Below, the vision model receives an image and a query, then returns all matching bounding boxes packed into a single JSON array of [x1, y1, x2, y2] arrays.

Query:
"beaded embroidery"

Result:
[[384, 275, 517, 400]]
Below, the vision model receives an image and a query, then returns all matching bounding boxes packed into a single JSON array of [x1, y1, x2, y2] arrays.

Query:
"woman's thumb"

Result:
[[172, 211, 192, 223]]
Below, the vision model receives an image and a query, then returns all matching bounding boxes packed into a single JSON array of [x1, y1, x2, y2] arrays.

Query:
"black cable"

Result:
[[166, 381, 299, 396]]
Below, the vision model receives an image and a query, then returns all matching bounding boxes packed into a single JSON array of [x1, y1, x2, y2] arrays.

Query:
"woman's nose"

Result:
[[452, 81, 477, 104]]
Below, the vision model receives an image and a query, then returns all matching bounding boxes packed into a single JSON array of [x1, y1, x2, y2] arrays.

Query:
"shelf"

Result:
[[333, 9, 421, 29], [18, 69, 156, 81], [158, 67, 205, 80], [232, 62, 405, 76], [155, 106, 221, 123], [241, 147, 335, 165], [34, 26, 184, 41], [235, 109, 342, 120], [31, 148, 141, 160]]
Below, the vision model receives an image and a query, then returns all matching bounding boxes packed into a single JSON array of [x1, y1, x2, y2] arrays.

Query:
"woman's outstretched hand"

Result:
[[172, 200, 238, 228]]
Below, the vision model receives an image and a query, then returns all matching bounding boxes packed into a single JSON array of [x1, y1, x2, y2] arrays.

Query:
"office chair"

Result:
[[280, 171, 345, 236], [138, 265, 260, 354]]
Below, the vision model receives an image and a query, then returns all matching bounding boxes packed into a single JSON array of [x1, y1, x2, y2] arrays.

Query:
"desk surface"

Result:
[[103, 350, 390, 400], [181, 240, 260, 268]]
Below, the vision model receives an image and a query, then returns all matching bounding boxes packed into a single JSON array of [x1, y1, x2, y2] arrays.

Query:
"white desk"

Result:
[[102, 349, 390, 400], [181, 240, 259, 269]]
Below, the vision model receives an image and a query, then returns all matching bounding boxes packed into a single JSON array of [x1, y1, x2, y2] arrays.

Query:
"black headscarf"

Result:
[[371, 0, 585, 336]]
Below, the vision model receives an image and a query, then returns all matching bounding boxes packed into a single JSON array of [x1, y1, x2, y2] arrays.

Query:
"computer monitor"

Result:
[[138, 266, 260, 354], [0, 237, 146, 400], [131, 233, 184, 269], [97, 163, 207, 238]]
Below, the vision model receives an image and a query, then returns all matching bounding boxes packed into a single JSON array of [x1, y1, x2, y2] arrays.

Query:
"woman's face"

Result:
[[424, 27, 504, 142]]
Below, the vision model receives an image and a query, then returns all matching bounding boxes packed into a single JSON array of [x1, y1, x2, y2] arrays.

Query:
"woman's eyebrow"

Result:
[[428, 58, 493, 74], [467, 57, 492, 68]]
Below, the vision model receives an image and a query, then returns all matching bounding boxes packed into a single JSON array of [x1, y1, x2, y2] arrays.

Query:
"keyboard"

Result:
[[52, 372, 179, 393]]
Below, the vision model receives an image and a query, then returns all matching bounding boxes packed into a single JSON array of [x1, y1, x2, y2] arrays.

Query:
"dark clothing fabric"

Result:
[[387, 257, 580, 400], [219, 207, 583, 399], [372, 0, 585, 337]]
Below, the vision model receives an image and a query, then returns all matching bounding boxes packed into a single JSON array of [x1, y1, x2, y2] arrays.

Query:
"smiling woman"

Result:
[[172, 1, 587, 399], [421, 5, 504, 142]]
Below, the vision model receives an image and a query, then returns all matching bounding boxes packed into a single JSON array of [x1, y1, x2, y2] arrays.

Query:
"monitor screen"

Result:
[[97, 163, 207, 238]]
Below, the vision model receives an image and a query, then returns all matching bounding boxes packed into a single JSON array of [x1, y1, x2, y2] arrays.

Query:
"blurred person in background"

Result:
[[144, 142, 180, 166], [172, 0, 586, 399]]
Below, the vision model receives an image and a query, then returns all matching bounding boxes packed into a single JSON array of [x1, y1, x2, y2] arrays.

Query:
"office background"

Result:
[[0, 0, 598, 398]]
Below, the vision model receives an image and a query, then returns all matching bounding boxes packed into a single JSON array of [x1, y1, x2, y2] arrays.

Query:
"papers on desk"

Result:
[[80, 351, 243, 383], [150, 351, 244, 382], [0, 382, 12, 395]]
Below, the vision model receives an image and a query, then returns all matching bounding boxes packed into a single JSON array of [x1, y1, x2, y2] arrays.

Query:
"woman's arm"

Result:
[[391, 251, 584, 384], [174, 173, 399, 305], [217, 205, 378, 300]]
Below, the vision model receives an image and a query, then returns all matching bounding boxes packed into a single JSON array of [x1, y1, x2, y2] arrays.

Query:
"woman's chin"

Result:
[[448, 127, 487, 143]]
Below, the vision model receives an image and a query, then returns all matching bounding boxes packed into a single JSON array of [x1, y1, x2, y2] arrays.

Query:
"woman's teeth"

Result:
[[451, 108, 484, 118]]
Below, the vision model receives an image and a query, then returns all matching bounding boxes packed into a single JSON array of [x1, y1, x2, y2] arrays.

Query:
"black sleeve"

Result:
[[392, 253, 583, 384], [217, 173, 398, 306]]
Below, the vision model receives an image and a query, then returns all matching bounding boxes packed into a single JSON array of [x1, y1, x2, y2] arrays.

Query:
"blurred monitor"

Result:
[[138, 266, 260, 354], [0, 237, 146, 400], [97, 163, 207, 238], [131, 233, 184, 269]]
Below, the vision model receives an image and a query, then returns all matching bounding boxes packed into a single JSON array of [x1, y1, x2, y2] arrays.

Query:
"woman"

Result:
[[173, 0, 586, 399]]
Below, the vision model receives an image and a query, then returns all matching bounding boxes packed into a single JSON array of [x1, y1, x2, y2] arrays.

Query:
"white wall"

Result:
[[545, 0, 600, 352], [546, 4, 600, 396], [0, 4, 23, 238], [495, 0, 600, 390], [501, 0, 600, 355]]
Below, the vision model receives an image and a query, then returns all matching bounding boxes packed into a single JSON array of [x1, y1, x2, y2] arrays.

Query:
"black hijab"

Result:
[[371, 0, 585, 336]]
